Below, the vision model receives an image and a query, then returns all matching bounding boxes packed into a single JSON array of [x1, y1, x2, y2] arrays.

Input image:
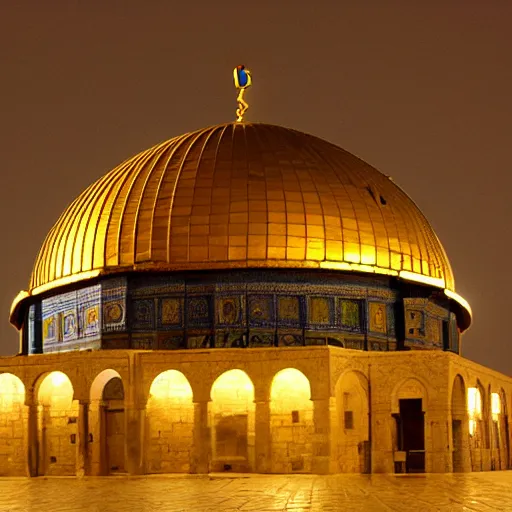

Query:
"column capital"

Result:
[[310, 395, 334, 403], [192, 399, 211, 405]]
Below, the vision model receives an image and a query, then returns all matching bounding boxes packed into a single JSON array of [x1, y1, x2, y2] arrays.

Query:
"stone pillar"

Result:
[[427, 408, 451, 472], [125, 404, 145, 475], [452, 403, 471, 473], [457, 414, 472, 473], [76, 400, 89, 477], [125, 352, 145, 475], [254, 400, 271, 473], [25, 391, 38, 477], [190, 400, 210, 474], [86, 401, 102, 476], [371, 406, 394, 473], [507, 415, 512, 469], [311, 397, 335, 474]]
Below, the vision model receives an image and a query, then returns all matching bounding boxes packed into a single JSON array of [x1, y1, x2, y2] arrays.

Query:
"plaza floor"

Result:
[[1, 472, 512, 512]]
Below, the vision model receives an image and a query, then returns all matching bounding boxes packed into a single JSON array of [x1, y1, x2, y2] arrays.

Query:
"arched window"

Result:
[[467, 387, 482, 437]]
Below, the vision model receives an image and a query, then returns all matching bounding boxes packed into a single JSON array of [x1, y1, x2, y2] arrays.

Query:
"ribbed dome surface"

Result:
[[29, 122, 455, 294]]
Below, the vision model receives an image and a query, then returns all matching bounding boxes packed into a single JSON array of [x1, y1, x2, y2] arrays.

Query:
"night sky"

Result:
[[1, 2, 511, 374]]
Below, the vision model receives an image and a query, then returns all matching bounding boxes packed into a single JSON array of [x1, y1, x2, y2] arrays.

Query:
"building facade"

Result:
[[1, 122, 507, 476]]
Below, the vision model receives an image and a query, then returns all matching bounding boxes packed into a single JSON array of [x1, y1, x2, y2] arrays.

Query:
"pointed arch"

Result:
[[210, 369, 255, 472], [146, 370, 194, 473], [90, 369, 122, 401], [88, 369, 125, 475], [391, 377, 428, 414], [270, 368, 313, 473], [36, 371, 77, 476], [334, 370, 370, 473]]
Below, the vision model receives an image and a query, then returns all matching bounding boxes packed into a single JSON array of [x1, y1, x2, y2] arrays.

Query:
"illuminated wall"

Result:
[[490, 392, 504, 468], [146, 370, 194, 473], [210, 370, 255, 471], [270, 368, 313, 473], [37, 372, 78, 475], [451, 375, 468, 472], [0, 373, 26, 476], [335, 372, 369, 472]]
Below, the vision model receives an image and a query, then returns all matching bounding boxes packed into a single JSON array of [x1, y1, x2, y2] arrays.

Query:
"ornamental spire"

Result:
[[233, 65, 252, 122]]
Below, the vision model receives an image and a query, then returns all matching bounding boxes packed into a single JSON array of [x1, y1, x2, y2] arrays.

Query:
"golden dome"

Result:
[[12, 122, 471, 327]]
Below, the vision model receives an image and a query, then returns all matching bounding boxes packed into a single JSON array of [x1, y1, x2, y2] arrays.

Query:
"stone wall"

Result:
[[0, 347, 511, 476], [0, 375, 26, 476]]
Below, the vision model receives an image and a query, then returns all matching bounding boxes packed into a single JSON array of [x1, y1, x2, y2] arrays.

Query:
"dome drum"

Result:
[[19, 269, 461, 356]]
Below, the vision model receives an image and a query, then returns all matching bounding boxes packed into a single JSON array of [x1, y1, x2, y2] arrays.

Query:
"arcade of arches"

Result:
[[0, 348, 511, 476]]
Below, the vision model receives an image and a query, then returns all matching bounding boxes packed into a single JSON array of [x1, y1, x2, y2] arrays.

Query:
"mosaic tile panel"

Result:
[[278, 331, 304, 347], [187, 334, 211, 349], [338, 299, 362, 331], [368, 302, 387, 334], [77, 285, 101, 338], [343, 338, 364, 350], [308, 296, 334, 327], [248, 331, 274, 348], [159, 335, 186, 350], [215, 331, 246, 348], [102, 277, 127, 332], [277, 296, 302, 326], [248, 295, 275, 327], [158, 297, 184, 329], [187, 296, 212, 328], [132, 299, 155, 331], [41, 284, 101, 353], [131, 335, 155, 350], [426, 316, 441, 345], [216, 295, 245, 327], [406, 309, 425, 338]]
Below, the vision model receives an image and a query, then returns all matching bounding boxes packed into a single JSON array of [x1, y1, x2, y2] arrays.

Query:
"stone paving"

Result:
[[1, 472, 512, 512]]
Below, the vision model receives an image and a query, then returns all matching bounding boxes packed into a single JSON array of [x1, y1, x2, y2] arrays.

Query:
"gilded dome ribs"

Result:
[[76, 160, 132, 275], [22, 123, 463, 309], [106, 145, 168, 266]]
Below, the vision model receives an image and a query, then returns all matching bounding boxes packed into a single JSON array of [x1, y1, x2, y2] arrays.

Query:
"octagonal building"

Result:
[[1, 122, 510, 477]]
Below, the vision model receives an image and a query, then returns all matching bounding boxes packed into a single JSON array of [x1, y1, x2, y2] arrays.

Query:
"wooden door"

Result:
[[106, 409, 125, 473]]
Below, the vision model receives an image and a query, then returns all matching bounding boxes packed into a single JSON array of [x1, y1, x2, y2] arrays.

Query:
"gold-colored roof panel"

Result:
[[28, 122, 456, 295]]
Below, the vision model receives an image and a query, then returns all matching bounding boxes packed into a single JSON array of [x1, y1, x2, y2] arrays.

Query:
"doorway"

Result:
[[396, 398, 425, 473], [102, 377, 125, 474]]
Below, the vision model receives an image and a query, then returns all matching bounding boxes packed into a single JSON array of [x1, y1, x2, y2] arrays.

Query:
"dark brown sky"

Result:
[[1, 2, 511, 373]]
